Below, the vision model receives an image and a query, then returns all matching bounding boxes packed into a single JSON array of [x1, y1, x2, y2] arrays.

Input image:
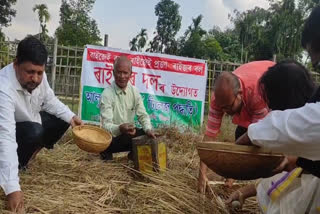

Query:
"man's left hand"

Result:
[[146, 130, 156, 139], [70, 116, 84, 127]]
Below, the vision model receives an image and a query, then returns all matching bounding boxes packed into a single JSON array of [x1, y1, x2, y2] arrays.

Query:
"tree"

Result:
[[0, 0, 16, 42], [184, 15, 206, 38], [230, 7, 271, 61], [55, 0, 101, 46], [266, 0, 302, 60], [33, 4, 50, 42], [229, 0, 316, 62], [0, 31, 4, 41], [0, 0, 16, 28], [137, 28, 148, 51], [129, 28, 148, 51], [148, 0, 182, 54], [0, 0, 16, 40], [203, 36, 223, 60], [179, 15, 207, 59], [129, 36, 138, 51], [208, 27, 242, 62]]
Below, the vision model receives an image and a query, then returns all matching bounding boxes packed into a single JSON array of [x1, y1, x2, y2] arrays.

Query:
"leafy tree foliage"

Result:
[[179, 15, 223, 60], [0, 0, 17, 40], [33, 4, 50, 42], [148, 0, 182, 54], [55, 0, 101, 46], [0, 0, 16, 28], [130, 28, 148, 51], [129, 36, 138, 51]]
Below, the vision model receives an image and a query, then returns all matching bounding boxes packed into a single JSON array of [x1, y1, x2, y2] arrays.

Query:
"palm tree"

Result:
[[137, 28, 148, 51], [129, 36, 138, 51], [33, 4, 50, 42]]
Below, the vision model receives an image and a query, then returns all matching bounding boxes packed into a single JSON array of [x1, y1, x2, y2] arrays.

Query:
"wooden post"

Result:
[[104, 34, 109, 47], [51, 37, 58, 91], [273, 54, 277, 62], [208, 61, 212, 112]]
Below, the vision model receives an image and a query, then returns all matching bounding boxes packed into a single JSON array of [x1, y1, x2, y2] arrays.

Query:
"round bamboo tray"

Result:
[[72, 125, 112, 153], [197, 141, 284, 180]]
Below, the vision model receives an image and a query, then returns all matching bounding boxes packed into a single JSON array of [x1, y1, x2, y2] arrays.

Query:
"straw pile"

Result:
[[0, 121, 260, 213]]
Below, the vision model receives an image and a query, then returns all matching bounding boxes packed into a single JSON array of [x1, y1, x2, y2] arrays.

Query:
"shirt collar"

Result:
[[112, 81, 129, 95], [9, 63, 24, 91]]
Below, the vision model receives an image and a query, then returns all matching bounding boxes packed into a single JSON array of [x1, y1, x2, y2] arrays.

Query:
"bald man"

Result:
[[100, 56, 156, 161], [198, 60, 275, 193]]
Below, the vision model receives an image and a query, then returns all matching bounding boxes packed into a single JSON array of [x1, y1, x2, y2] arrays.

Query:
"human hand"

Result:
[[225, 190, 244, 209], [146, 130, 156, 139], [273, 156, 298, 174], [119, 123, 136, 136], [70, 116, 84, 127], [235, 132, 253, 146], [7, 191, 24, 213], [224, 178, 235, 188]]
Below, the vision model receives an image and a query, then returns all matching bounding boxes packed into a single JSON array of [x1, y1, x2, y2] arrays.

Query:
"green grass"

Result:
[[202, 114, 236, 142]]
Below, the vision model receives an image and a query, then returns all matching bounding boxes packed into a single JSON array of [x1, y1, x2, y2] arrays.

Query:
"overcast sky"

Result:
[[2, 0, 269, 50]]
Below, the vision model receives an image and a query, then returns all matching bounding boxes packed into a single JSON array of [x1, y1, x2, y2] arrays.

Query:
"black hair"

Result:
[[301, 6, 320, 51], [259, 60, 316, 110], [16, 36, 48, 65]]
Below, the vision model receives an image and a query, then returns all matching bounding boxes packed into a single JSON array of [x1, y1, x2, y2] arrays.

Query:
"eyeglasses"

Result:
[[220, 93, 239, 111]]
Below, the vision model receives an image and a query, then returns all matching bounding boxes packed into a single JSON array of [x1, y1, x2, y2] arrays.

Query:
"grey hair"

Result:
[[113, 55, 132, 72]]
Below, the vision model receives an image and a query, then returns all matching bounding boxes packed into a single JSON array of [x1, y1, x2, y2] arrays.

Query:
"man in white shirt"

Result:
[[236, 6, 320, 167], [0, 36, 83, 212]]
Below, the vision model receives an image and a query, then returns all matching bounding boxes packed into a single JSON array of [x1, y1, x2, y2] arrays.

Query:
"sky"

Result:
[[2, 0, 270, 50]]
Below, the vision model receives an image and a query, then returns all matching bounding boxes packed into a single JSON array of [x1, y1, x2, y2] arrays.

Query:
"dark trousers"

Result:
[[101, 128, 145, 154], [308, 86, 320, 103], [16, 111, 70, 168], [294, 86, 320, 178], [235, 126, 247, 141]]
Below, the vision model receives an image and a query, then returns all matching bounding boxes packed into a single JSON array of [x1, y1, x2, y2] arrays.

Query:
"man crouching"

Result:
[[0, 36, 83, 213], [100, 56, 156, 161]]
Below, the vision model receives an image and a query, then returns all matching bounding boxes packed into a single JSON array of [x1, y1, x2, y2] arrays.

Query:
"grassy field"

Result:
[[0, 117, 259, 214]]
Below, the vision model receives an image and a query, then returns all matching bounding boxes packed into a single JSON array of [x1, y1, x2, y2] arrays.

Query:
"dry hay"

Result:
[[0, 126, 260, 213]]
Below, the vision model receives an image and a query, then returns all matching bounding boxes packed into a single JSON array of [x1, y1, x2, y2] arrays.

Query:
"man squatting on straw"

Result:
[[0, 36, 83, 213]]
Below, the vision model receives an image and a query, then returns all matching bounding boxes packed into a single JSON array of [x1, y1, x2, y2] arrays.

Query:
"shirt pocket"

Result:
[[31, 93, 45, 113], [125, 99, 136, 112]]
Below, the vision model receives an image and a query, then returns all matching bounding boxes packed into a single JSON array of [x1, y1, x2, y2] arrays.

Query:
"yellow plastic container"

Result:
[[132, 135, 167, 173]]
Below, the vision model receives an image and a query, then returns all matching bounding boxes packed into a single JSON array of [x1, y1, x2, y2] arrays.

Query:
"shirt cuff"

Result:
[[2, 180, 21, 196], [142, 123, 152, 133], [247, 123, 260, 146], [105, 124, 121, 137], [60, 110, 75, 124]]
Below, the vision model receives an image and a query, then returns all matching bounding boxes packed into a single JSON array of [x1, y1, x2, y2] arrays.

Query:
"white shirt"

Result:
[[248, 102, 320, 161], [0, 63, 75, 195]]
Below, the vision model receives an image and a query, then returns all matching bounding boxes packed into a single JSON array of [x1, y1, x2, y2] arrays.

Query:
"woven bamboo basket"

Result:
[[72, 125, 112, 153], [197, 141, 284, 180]]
